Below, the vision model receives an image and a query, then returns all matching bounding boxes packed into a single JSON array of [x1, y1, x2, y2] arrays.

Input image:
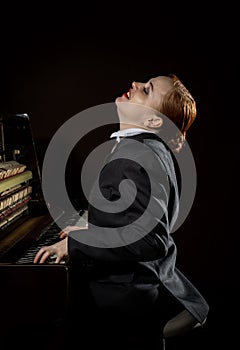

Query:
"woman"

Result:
[[34, 74, 209, 349]]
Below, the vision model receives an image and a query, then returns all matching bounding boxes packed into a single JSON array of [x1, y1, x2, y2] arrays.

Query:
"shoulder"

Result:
[[109, 138, 164, 173]]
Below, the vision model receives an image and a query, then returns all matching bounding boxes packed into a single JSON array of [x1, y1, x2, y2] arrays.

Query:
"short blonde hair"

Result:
[[161, 74, 197, 136]]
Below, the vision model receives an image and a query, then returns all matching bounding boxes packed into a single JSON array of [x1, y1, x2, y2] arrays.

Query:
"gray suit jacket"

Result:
[[68, 132, 209, 324]]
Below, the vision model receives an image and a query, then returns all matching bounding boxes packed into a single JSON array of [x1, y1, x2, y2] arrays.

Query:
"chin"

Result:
[[115, 97, 129, 103]]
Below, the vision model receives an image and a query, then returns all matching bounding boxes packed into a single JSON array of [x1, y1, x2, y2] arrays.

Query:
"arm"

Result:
[[34, 150, 173, 264], [68, 156, 171, 263]]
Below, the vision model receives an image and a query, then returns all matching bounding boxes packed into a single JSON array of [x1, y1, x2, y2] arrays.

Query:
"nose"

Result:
[[132, 81, 140, 89]]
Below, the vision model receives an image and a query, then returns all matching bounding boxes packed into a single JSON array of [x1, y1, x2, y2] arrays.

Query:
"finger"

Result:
[[55, 255, 63, 264], [39, 250, 51, 264], [34, 247, 46, 264], [34, 246, 52, 264], [59, 231, 68, 239], [58, 226, 71, 237]]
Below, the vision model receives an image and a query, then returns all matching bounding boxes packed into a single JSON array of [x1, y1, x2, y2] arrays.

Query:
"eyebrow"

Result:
[[149, 81, 154, 92]]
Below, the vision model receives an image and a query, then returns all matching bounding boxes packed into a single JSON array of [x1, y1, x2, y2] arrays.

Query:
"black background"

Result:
[[0, 3, 238, 348]]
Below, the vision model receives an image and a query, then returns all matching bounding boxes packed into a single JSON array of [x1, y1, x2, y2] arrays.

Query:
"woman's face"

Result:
[[115, 76, 173, 127], [116, 76, 173, 111]]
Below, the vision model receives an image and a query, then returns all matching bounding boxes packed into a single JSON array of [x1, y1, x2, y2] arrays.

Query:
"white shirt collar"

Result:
[[110, 128, 157, 142]]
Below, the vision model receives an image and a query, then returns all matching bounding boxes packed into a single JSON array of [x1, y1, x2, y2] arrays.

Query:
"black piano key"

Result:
[[16, 209, 87, 264]]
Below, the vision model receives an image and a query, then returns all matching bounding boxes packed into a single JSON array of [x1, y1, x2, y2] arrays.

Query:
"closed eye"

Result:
[[143, 87, 149, 94]]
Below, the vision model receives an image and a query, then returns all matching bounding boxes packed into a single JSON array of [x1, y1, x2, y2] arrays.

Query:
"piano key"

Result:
[[16, 209, 87, 264]]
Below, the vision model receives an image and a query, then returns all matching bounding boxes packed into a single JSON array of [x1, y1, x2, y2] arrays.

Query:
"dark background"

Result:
[[0, 3, 238, 348]]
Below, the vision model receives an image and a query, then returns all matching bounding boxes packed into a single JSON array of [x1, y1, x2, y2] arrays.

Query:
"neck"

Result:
[[119, 123, 150, 131]]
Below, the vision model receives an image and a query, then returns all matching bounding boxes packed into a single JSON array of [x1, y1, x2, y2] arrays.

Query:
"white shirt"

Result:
[[110, 128, 157, 143]]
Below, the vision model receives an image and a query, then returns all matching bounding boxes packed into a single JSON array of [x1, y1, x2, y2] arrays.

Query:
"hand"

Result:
[[58, 225, 87, 239], [33, 238, 68, 264]]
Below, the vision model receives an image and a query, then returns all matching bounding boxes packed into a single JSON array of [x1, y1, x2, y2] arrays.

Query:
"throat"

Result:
[[119, 123, 149, 131]]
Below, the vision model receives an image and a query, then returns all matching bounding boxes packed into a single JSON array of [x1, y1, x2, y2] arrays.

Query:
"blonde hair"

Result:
[[160, 74, 197, 152]]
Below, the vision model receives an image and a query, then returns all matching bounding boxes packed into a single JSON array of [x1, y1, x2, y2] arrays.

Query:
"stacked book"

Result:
[[0, 161, 32, 230]]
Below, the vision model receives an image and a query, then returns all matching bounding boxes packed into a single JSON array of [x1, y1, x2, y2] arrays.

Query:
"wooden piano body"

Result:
[[0, 114, 72, 349]]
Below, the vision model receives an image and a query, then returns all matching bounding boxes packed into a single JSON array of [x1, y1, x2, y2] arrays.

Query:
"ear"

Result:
[[143, 116, 163, 129]]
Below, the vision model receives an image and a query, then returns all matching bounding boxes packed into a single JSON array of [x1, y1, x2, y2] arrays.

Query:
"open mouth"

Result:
[[123, 91, 130, 99]]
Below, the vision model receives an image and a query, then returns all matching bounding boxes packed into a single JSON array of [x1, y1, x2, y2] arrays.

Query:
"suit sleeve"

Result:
[[68, 152, 174, 263]]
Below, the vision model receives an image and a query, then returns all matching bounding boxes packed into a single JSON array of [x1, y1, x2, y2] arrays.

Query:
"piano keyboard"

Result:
[[16, 209, 88, 264]]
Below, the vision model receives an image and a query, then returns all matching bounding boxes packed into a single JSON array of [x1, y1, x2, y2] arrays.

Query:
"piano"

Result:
[[0, 113, 87, 350]]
